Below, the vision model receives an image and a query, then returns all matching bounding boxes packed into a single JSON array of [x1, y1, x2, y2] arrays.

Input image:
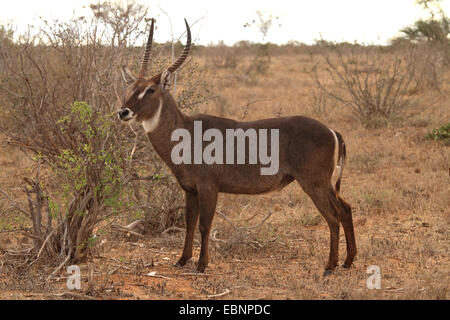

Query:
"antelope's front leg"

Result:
[[196, 188, 218, 273], [176, 191, 199, 267]]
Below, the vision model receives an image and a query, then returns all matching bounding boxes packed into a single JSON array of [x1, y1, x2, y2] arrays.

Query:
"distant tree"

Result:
[[234, 40, 253, 48], [0, 25, 14, 74], [243, 11, 281, 75], [89, 0, 150, 47], [400, 17, 449, 43], [244, 10, 280, 41], [0, 24, 13, 45], [416, 0, 445, 18], [399, 0, 449, 43]]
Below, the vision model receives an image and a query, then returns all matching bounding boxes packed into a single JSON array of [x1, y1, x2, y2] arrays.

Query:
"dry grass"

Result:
[[0, 50, 449, 300]]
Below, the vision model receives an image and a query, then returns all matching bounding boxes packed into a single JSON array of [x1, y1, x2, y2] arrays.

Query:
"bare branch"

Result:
[[0, 188, 31, 218]]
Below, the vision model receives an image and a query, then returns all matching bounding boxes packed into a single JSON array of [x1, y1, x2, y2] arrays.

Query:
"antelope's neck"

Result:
[[144, 92, 188, 166]]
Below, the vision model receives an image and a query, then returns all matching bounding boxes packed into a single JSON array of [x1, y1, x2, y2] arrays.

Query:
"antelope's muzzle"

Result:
[[118, 108, 134, 122]]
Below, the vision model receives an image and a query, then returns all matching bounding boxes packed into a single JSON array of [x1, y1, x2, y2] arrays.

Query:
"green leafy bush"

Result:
[[0, 1, 207, 270], [28, 101, 131, 263], [425, 123, 450, 145]]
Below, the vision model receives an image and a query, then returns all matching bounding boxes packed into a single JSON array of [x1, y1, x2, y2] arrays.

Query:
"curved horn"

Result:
[[166, 19, 191, 73], [138, 18, 155, 79]]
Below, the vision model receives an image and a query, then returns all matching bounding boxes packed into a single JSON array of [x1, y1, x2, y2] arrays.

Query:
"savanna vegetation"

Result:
[[0, 0, 448, 299]]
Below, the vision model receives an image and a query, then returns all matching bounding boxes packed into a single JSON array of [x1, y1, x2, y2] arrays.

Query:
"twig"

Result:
[[244, 211, 259, 222], [216, 210, 237, 229], [180, 272, 209, 277], [210, 229, 226, 243], [36, 220, 65, 258], [61, 291, 97, 300], [161, 226, 184, 235], [274, 106, 283, 118], [0, 188, 31, 218], [128, 123, 138, 166], [125, 219, 143, 230], [207, 289, 230, 298], [109, 265, 121, 275], [248, 210, 272, 230], [159, 5, 177, 92], [46, 254, 71, 281], [183, 95, 219, 108], [5, 247, 34, 255], [239, 98, 273, 111], [216, 209, 272, 230], [125, 242, 145, 248], [30, 289, 118, 300], [0, 227, 31, 234], [147, 271, 172, 280], [238, 203, 251, 218], [111, 223, 145, 239], [240, 98, 274, 120]]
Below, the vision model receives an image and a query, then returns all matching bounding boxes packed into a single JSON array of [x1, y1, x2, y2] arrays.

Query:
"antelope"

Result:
[[118, 19, 356, 275]]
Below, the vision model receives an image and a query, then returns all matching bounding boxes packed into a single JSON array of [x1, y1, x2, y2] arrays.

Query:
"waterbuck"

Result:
[[118, 19, 356, 275]]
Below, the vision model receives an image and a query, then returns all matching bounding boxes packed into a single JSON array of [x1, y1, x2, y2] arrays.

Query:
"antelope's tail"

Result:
[[334, 130, 346, 197]]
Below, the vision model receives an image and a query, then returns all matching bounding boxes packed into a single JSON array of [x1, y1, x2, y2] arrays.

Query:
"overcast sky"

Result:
[[1, 0, 449, 45]]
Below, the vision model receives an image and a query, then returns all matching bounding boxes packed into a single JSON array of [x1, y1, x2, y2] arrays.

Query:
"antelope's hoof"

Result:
[[323, 269, 333, 277], [175, 257, 189, 267], [341, 263, 352, 269], [196, 265, 206, 273]]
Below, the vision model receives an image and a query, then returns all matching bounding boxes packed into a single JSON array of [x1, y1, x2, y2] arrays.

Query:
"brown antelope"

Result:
[[118, 19, 356, 275]]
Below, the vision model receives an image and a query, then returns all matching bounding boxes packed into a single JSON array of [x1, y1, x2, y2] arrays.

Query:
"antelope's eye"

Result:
[[138, 86, 156, 100]]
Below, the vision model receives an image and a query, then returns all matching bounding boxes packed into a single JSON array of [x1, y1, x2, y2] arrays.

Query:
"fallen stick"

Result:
[[61, 291, 97, 300], [161, 226, 184, 235], [46, 254, 70, 281], [207, 289, 230, 298], [180, 272, 209, 277], [111, 224, 145, 239], [109, 265, 121, 275], [147, 271, 172, 280]]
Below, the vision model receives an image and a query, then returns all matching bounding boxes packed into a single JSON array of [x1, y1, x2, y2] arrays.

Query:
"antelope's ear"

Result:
[[122, 67, 136, 85]]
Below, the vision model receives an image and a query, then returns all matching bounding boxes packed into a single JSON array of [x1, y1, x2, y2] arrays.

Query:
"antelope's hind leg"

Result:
[[298, 181, 341, 275], [327, 187, 356, 269], [336, 196, 356, 268]]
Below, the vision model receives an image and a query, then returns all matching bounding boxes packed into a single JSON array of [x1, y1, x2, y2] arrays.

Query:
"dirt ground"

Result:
[[0, 54, 448, 300]]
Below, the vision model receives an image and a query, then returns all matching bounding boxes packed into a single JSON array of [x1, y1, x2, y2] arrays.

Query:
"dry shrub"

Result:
[[389, 40, 450, 93], [205, 43, 240, 69], [210, 210, 273, 257], [0, 7, 143, 265], [308, 89, 334, 119], [0, 101, 128, 265], [413, 43, 449, 91], [247, 43, 271, 75], [310, 43, 430, 126], [0, 1, 208, 270]]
